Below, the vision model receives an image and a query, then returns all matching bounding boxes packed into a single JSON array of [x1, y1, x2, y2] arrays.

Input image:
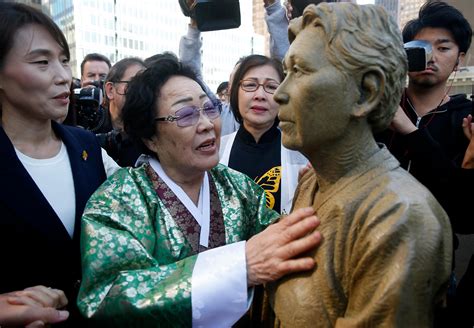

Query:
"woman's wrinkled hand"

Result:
[[246, 207, 321, 287]]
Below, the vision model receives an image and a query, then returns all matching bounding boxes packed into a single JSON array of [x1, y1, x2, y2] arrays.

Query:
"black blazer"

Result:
[[0, 122, 106, 325]]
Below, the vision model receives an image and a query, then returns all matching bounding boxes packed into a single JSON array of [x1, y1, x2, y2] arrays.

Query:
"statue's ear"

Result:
[[353, 68, 385, 118]]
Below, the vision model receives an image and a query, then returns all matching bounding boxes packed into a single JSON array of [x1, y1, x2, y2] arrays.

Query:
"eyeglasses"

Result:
[[155, 100, 222, 128], [240, 79, 280, 94], [113, 81, 130, 95]]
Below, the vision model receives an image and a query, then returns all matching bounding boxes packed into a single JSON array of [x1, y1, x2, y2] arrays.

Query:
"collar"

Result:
[[237, 123, 280, 145], [149, 158, 211, 247]]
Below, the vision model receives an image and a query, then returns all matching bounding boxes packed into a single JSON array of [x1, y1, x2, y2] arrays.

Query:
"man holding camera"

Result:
[[74, 53, 112, 133], [375, 2, 473, 326], [80, 53, 111, 88]]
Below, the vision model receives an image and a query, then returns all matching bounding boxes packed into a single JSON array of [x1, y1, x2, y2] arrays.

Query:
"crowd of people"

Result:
[[0, 0, 472, 327]]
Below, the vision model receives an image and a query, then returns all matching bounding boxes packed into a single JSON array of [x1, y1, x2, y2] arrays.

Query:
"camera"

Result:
[[179, 0, 241, 32], [73, 81, 106, 132], [404, 40, 433, 72], [96, 129, 122, 160]]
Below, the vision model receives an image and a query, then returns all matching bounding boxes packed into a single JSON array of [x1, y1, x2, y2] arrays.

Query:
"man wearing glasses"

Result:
[[99, 57, 146, 166]]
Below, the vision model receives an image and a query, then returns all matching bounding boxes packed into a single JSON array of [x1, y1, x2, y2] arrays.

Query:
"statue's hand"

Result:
[[245, 207, 321, 287]]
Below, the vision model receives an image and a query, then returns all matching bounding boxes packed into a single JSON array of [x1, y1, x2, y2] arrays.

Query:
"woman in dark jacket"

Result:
[[0, 3, 113, 326]]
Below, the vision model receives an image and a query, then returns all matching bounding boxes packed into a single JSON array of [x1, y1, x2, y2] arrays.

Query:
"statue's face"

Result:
[[275, 26, 358, 155]]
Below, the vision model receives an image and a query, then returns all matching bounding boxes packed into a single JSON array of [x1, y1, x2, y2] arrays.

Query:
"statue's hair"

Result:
[[289, 3, 407, 132]]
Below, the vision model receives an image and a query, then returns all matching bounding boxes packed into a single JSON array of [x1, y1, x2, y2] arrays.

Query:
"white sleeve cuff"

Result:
[[192, 241, 251, 328]]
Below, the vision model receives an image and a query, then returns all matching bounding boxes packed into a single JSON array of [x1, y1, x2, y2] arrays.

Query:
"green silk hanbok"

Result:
[[77, 162, 279, 327]]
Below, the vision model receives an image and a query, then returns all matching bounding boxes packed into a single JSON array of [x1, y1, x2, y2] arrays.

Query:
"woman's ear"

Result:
[[353, 67, 385, 118], [142, 136, 158, 154]]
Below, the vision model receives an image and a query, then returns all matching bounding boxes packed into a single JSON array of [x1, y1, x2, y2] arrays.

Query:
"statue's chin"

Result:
[[280, 130, 301, 151]]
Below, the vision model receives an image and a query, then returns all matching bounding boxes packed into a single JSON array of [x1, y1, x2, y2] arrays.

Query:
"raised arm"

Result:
[[264, 0, 290, 62]]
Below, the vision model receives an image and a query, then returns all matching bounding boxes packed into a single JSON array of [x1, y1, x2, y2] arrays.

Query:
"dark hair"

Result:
[[229, 54, 284, 124], [122, 57, 202, 156], [216, 81, 229, 95], [144, 52, 179, 68], [80, 53, 112, 77], [291, 0, 337, 18], [403, 1, 472, 54], [103, 57, 144, 109], [106, 57, 144, 84], [0, 3, 70, 71]]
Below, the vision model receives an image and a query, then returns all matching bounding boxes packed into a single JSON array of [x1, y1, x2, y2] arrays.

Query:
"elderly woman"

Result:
[[219, 54, 307, 214], [77, 57, 321, 327]]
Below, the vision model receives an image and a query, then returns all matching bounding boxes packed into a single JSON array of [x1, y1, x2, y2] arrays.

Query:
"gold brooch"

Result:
[[82, 150, 88, 161]]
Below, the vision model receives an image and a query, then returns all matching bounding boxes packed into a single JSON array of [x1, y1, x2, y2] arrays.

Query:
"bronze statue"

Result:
[[269, 3, 453, 327]]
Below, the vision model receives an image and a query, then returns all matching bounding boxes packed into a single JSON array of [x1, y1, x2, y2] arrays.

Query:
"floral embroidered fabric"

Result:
[[78, 163, 279, 327]]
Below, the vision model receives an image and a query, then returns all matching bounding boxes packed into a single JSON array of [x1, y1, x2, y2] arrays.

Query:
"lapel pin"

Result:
[[82, 150, 88, 161]]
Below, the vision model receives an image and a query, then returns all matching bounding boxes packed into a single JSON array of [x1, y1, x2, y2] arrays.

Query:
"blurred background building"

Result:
[[253, 0, 271, 57], [6, 0, 473, 97], [7, 0, 264, 92]]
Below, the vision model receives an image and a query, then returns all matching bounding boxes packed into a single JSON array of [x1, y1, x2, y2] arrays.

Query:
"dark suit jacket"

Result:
[[0, 121, 106, 326]]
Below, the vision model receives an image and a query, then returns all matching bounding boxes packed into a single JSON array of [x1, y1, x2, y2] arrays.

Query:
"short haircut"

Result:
[[216, 81, 229, 95], [0, 3, 70, 71], [289, 3, 407, 132], [105, 57, 145, 84], [403, 1, 472, 54], [104, 57, 145, 108], [144, 52, 179, 68], [122, 57, 204, 156], [229, 54, 285, 125], [80, 53, 112, 77]]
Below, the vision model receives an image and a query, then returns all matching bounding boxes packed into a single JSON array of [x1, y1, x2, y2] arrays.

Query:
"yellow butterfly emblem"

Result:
[[255, 166, 281, 209]]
